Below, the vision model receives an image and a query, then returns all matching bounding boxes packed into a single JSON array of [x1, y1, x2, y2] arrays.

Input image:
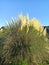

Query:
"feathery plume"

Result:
[[6, 21, 10, 28], [12, 17, 15, 25], [0, 28, 3, 32], [43, 28, 46, 36]]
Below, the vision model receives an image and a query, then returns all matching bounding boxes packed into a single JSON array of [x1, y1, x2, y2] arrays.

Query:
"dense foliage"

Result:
[[0, 14, 49, 65]]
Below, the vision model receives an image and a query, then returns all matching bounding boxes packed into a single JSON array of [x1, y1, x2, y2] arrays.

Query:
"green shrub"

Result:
[[2, 14, 49, 65], [7, 60, 28, 65]]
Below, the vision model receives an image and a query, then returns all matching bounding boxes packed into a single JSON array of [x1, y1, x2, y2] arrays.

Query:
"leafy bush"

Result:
[[7, 60, 28, 65]]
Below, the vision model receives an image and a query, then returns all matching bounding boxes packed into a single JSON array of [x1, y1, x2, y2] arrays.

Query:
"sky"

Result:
[[0, 0, 49, 27]]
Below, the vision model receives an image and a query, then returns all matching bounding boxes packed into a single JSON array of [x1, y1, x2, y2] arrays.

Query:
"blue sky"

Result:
[[0, 0, 49, 27]]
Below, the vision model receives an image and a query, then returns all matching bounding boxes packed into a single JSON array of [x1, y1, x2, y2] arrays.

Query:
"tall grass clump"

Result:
[[2, 14, 49, 65]]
